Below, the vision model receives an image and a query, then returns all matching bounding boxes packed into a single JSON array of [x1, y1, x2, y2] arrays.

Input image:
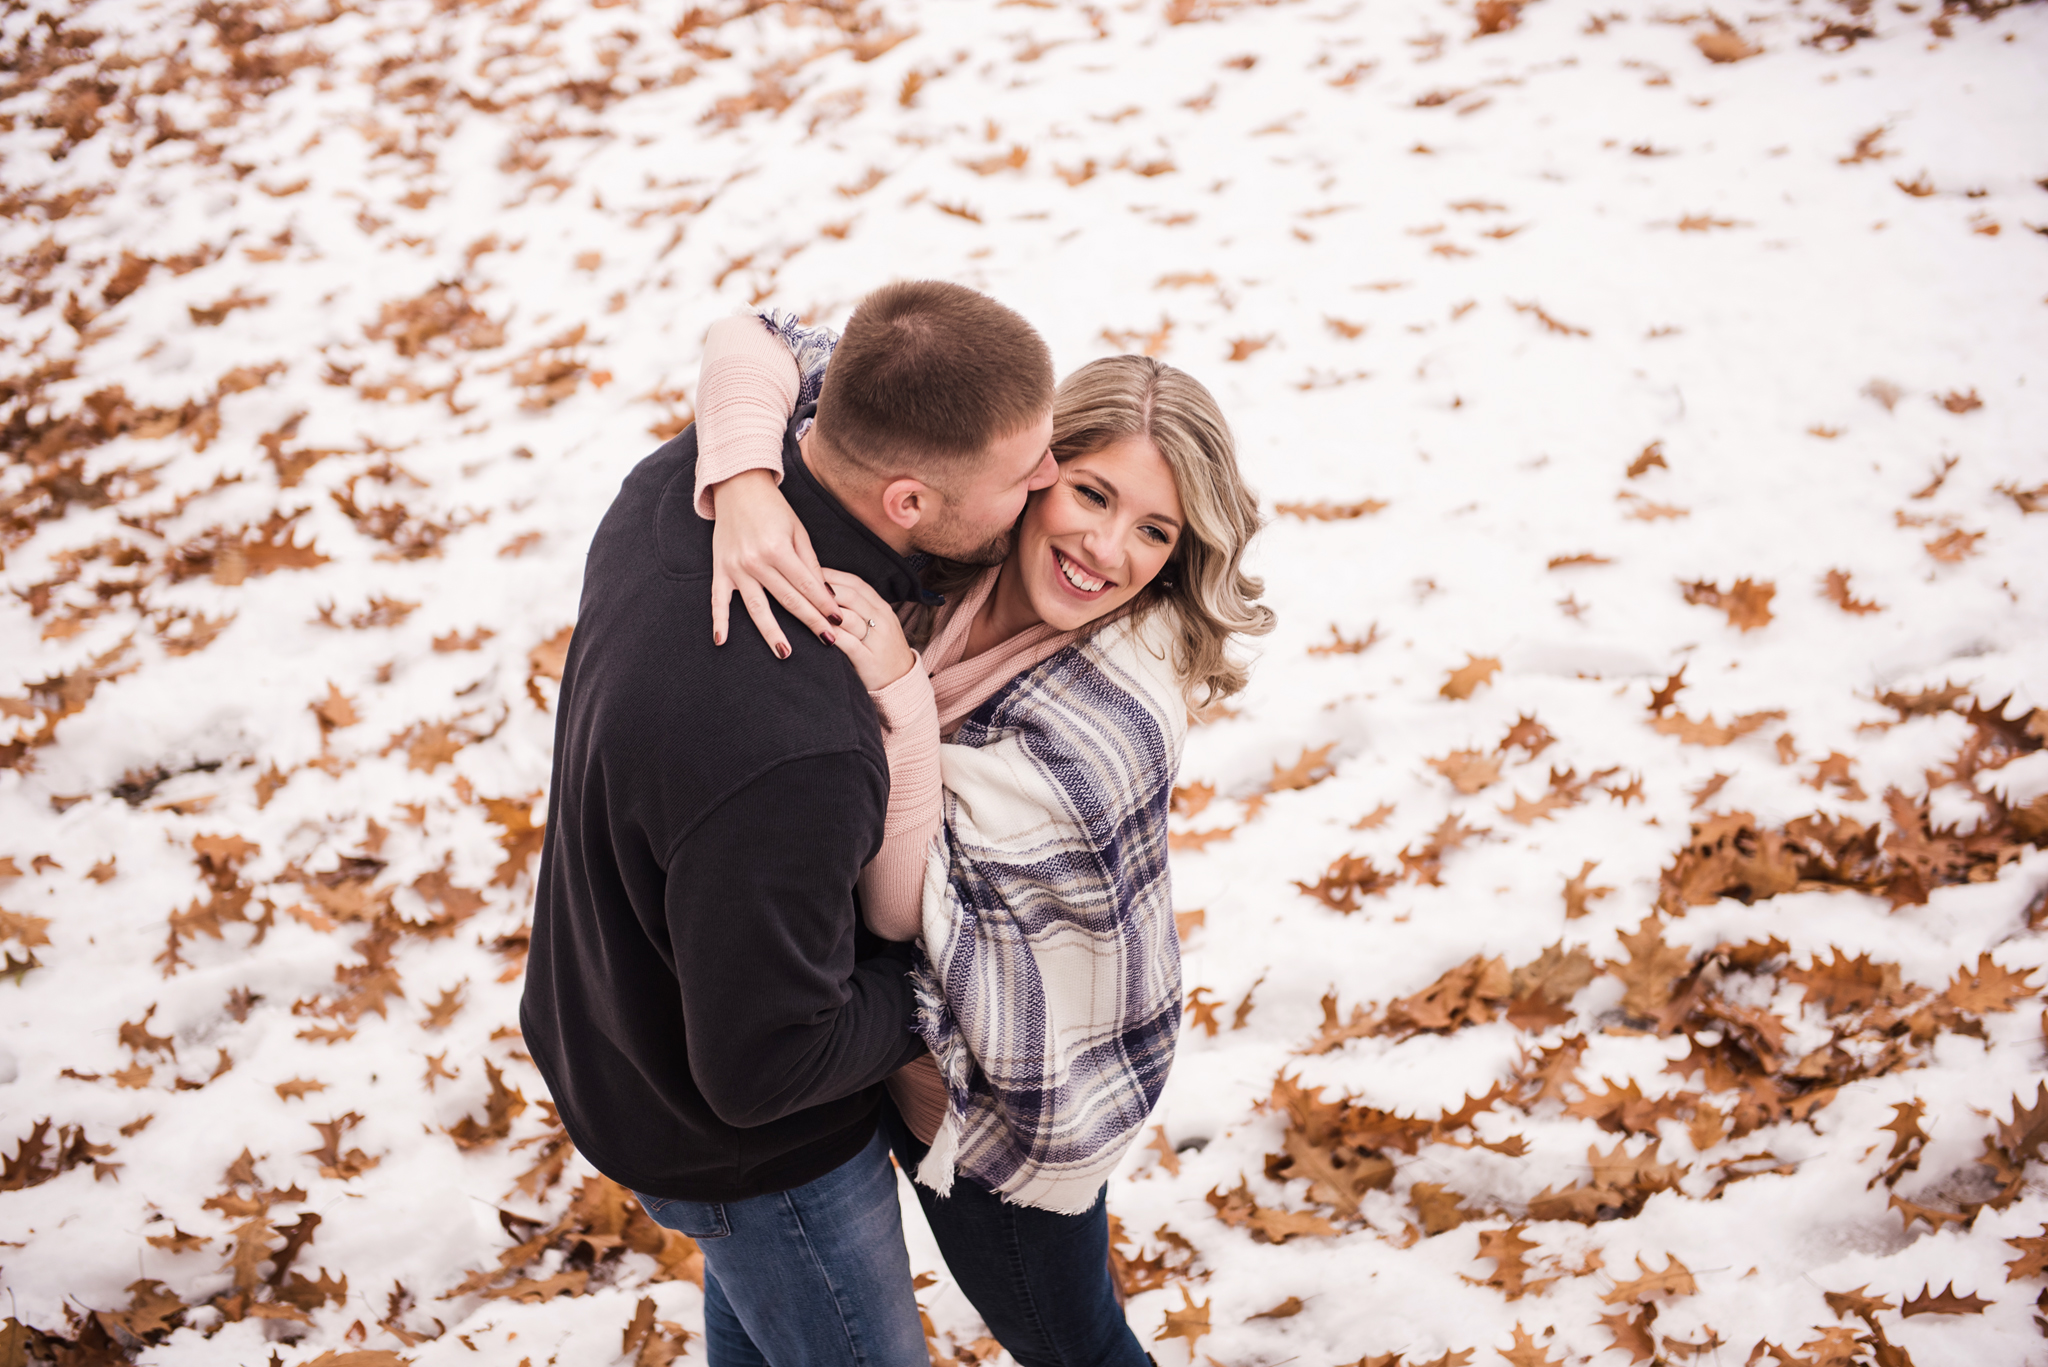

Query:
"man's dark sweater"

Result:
[[521, 406, 931, 1201]]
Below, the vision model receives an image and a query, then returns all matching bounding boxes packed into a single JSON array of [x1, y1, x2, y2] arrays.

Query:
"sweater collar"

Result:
[[780, 403, 944, 608]]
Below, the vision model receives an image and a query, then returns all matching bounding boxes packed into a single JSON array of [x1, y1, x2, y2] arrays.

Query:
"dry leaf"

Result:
[[1602, 1254, 1698, 1304], [1899, 1282, 1990, 1316], [1411, 1181, 1479, 1235], [1276, 499, 1388, 521], [1472, 1225, 1555, 1299], [2005, 1226, 2048, 1280], [448, 1059, 527, 1149], [1295, 853, 1395, 912], [1609, 918, 1694, 1019], [1429, 749, 1502, 794], [1649, 710, 1784, 747], [1924, 528, 1984, 563], [1501, 1324, 1566, 1367], [1599, 1305, 1657, 1364], [1820, 569, 1882, 615], [1154, 1287, 1211, 1350], [1143, 1125, 1181, 1176], [1563, 861, 1615, 919], [1500, 714, 1556, 758], [305, 1112, 380, 1180], [1942, 953, 2036, 1015], [1268, 742, 1338, 793], [421, 982, 467, 1031], [1823, 1286, 1895, 1320], [1441, 655, 1502, 700], [1694, 28, 1760, 61], [1681, 578, 1775, 631], [484, 794, 545, 888], [1307, 622, 1382, 656]]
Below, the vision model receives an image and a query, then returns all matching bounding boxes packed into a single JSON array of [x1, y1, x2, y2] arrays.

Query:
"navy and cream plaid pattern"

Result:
[[758, 307, 835, 434], [913, 612, 1187, 1213]]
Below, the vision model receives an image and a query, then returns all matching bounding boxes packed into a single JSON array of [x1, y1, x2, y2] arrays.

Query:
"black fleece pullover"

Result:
[[521, 406, 933, 1201]]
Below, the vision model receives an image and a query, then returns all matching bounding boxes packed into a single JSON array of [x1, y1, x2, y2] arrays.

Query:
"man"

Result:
[[521, 280, 1058, 1366]]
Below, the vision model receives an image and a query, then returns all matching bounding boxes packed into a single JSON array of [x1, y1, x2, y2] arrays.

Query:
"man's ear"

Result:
[[878, 477, 932, 533]]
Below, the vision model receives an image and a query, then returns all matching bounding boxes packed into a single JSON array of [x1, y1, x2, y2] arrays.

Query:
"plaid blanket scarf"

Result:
[[913, 609, 1187, 1214]]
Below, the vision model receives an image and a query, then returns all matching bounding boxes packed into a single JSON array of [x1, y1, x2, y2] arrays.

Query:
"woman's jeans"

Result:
[[635, 1124, 926, 1367], [879, 1100, 1150, 1367]]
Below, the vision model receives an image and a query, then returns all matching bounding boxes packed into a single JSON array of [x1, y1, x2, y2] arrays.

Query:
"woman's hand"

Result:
[[820, 569, 918, 692], [709, 469, 842, 658]]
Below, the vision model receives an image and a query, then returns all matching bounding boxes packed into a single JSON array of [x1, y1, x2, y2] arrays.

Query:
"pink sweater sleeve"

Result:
[[692, 315, 800, 519], [858, 657, 943, 942]]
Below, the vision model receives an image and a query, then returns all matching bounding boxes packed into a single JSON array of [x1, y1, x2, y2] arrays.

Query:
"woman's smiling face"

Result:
[[1011, 433, 1185, 632]]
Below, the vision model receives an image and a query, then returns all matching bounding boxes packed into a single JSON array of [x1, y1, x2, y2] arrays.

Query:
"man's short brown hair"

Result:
[[812, 280, 1054, 480]]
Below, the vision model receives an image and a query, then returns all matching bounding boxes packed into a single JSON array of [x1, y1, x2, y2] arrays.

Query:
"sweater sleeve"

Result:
[[666, 751, 925, 1128], [858, 658, 943, 942], [692, 314, 802, 519]]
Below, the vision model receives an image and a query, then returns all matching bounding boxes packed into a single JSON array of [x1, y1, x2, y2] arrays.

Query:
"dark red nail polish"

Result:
[[713, 632, 724, 645], [828, 614, 843, 626], [820, 631, 835, 644], [776, 643, 790, 660]]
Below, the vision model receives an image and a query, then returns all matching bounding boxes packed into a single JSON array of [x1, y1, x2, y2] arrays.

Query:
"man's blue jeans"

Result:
[[636, 1125, 926, 1367]]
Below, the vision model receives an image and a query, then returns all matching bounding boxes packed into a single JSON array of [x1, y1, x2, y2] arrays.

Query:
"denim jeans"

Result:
[[636, 1124, 926, 1367], [879, 1102, 1149, 1367]]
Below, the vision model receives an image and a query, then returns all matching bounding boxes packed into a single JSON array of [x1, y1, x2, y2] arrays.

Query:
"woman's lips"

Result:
[[1052, 546, 1113, 600]]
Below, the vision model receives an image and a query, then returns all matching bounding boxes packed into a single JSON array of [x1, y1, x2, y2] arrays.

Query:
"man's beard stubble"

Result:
[[911, 516, 1015, 568]]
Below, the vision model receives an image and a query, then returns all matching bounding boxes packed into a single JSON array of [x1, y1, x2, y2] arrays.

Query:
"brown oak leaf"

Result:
[[1429, 748, 1502, 794], [1602, 1254, 1698, 1304], [1900, 1282, 1990, 1316], [485, 794, 545, 888], [1471, 1225, 1554, 1300], [1154, 1287, 1211, 1350], [1649, 710, 1785, 747], [1598, 1305, 1657, 1363], [1821, 569, 1882, 615], [1609, 918, 1693, 1019], [447, 1060, 527, 1150], [1295, 853, 1397, 912], [1411, 1181, 1480, 1235], [1563, 861, 1614, 919], [1681, 578, 1775, 631], [1268, 742, 1338, 793], [2005, 1226, 2048, 1281], [1940, 953, 2036, 1015], [1822, 1286, 1894, 1320], [1441, 654, 1502, 700], [1501, 1324, 1566, 1367]]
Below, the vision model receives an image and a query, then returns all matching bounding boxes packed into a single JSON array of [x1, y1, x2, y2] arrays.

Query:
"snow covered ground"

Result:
[[3, 0, 2046, 1363]]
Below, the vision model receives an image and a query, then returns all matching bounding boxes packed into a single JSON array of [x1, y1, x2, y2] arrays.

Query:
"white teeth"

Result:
[[1056, 550, 1106, 592]]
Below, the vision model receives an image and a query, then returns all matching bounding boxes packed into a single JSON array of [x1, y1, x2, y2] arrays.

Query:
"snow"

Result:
[[2, 0, 2045, 1363]]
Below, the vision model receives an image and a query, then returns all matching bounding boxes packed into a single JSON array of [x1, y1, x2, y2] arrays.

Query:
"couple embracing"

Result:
[[522, 282, 1273, 1367]]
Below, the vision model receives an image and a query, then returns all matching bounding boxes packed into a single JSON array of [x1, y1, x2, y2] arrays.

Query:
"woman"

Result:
[[693, 309, 1272, 1364]]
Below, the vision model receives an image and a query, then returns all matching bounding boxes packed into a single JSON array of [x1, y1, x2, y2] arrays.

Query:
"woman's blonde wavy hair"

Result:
[[924, 354, 1275, 712]]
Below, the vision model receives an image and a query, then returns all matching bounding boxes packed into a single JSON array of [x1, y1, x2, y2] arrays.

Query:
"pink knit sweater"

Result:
[[695, 318, 1082, 1140]]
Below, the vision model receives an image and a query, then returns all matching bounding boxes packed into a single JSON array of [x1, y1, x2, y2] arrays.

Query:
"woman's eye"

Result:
[[1075, 485, 1108, 508], [1141, 526, 1170, 545]]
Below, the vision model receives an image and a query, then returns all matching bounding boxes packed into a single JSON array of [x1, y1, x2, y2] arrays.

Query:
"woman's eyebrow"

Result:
[[1075, 467, 1183, 530]]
